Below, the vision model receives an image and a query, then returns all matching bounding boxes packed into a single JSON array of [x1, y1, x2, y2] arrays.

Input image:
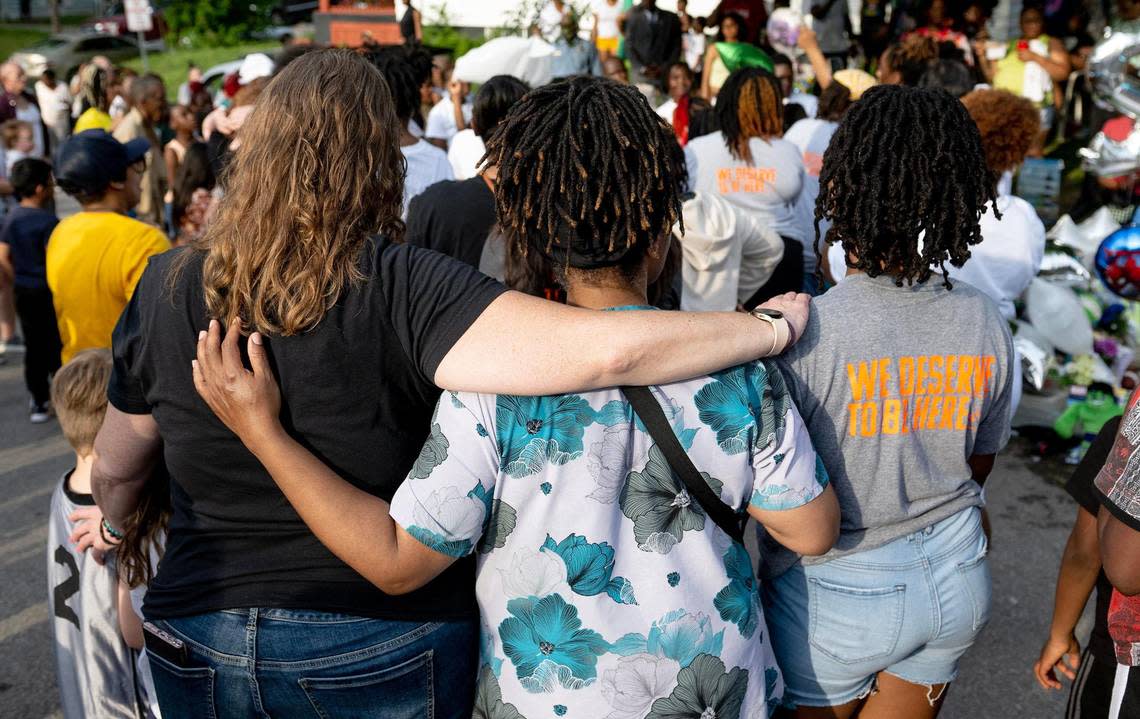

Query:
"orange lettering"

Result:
[[927, 396, 943, 427], [899, 357, 915, 396], [956, 356, 974, 394], [916, 356, 929, 396], [955, 396, 971, 430], [878, 358, 892, 398], [938, 395, 956, 429], [928, 356, 944, 395], [848, 403, 860, 436], [945, 356, 958, 393], [848, 362, 877, 402], [860, 402, 878, 437], [883, 399, 902, 435]]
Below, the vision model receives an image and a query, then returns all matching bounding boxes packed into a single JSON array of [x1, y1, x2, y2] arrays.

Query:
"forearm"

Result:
[[245, 426, 405, 589], [435, 292, 780, 395], [805, 42, 833, 89], [452, 101, 466, 132], [1048, 534, 1101, 639], [92, 470, 147, 530]]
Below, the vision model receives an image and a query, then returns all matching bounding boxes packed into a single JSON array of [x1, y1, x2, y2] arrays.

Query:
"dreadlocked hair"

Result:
[[361, 45, 421, 122], [484, 75, 686, 271], [815, 85, 997, 289], [715, 67, 783, 164]]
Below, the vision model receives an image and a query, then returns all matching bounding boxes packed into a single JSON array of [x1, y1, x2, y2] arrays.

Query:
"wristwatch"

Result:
[[749, 308, 789, 356]]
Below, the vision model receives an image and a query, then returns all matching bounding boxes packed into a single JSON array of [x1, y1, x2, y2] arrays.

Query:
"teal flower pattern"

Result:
[[474, 665, 527, 719], [695, 364, 790, 455], [496, 395, 597, 478], [541, 534, 637, 605], [667, 572, 680, 587], [410, 404, 450, 480], [646, 654, 748, 719], [646, 609, 725, 668], [713, 544, 759, 638], [540, 482, 552, 495], [553, 706, 567, 716], [499, 594, 609, 693], [620, 444, 723, 554]]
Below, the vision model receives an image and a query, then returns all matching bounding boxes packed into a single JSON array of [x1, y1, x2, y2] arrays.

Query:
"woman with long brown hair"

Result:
[[85, 50, 808, 717]]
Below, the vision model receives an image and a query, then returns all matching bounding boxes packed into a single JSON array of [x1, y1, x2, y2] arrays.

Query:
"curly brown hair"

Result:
[[961, 88, 1040, 174], [178, 49, 405, 335]]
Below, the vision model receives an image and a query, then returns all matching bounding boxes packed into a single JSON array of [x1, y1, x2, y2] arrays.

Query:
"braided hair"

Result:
[[362, 46, 421, 123], [484, 75, 685, 270], [715, 67, 783, 163], [815, 84, 997, 288]]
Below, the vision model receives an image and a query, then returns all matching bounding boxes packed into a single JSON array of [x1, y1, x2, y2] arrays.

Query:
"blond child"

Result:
[[46, 349, 143, 718]]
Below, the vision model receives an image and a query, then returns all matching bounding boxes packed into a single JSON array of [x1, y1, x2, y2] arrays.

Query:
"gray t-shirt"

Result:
[[771, 273, 1014, 571]]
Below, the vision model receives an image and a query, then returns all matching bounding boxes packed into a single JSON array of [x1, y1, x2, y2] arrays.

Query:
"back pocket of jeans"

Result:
[[956, 546, 992, 632], [146, 652, 218, 719], [299, 650, 433, 719], [808, 578, 905, 665]]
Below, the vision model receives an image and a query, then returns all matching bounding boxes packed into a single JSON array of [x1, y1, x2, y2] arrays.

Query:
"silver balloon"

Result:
[[1089, 29, 1140, 118]]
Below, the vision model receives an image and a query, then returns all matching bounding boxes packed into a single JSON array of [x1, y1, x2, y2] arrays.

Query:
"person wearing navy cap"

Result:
[[45, 130, 170, 363]]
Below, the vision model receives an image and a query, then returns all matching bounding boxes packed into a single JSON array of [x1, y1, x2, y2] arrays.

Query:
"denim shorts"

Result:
[[763, 506, 991, 707], [143, 608, 478, 719]]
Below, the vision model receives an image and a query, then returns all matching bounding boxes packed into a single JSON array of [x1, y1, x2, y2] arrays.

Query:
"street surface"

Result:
[[0, 350, 1085, 716]]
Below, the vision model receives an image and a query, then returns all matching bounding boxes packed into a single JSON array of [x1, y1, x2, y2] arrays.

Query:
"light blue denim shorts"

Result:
[[762, 506, 991, 707]]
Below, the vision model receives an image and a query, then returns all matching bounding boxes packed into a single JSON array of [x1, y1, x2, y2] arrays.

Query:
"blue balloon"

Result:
[[1096, 224, 1140, 299]]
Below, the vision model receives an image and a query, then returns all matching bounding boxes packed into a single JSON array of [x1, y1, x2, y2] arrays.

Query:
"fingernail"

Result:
[[210, 319, 218, 329], [192, 359, 198, 370], [251, 333, 263, 345], [198, 330, 207, 341]]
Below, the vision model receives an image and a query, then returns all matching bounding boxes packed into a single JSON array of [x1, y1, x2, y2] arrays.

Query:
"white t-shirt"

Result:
[[657, 98, 677, 123], [401, 140, 454, 218], [447, 128, 486, 180], [35, 80, 71, 130], [425, 97, 474, 148], [784, 118, 838, 275], [685, 131, 806, 242], [945, 192, 1046, 321], [592, 0, 621, 38], [408, 118, 425, 138], [538, 1, 567, 41], [15, 102, 45, 159], [674, 192, 785, 311]]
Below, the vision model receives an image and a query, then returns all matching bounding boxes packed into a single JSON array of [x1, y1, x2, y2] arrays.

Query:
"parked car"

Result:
[[269, 1, 318, 25], [84, 2, 168, 48], [10, 33, 141, 81]]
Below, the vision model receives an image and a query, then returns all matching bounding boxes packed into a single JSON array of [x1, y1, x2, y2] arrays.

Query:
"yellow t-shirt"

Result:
[[46, 211, 170, 363], [73, 108, 113, 134]]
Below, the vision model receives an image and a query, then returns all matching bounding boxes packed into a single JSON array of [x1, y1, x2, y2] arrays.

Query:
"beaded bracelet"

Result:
[[101, 518, 124, 544]]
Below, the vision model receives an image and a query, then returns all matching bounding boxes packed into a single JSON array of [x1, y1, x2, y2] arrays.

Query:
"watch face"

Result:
[[754, 309, 784, 320]]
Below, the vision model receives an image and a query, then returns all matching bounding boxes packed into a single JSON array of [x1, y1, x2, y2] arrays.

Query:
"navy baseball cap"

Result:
[[56, 129, 150, 196]]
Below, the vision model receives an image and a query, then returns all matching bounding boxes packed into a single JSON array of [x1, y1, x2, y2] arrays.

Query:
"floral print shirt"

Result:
[[390, 359, 828, 719]]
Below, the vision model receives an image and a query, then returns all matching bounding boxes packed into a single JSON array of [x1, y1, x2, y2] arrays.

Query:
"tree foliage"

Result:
[[164, 0, 276, 47]]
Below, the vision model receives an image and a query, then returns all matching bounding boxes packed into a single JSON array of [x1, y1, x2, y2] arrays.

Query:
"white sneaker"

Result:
[[29, 400, 52, 424]]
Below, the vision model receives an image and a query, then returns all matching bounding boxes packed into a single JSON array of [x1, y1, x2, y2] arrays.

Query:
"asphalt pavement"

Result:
[[0, 349, 1086, 716]]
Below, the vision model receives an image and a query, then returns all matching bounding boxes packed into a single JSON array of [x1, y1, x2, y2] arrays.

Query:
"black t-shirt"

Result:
[[406, 177, 497, 269], [0, 206, 57, 289], [1066, 415, 1121, 664], [110, 239, 506, 620]]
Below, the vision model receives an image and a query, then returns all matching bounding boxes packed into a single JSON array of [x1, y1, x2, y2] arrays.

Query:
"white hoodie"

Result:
[[673, 192, 785, 312]]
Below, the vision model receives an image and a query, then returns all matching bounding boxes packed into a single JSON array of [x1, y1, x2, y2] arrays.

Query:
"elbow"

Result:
[[793, 522, 840, 557], [369, 571, 426, 597], [598, 344, 636, 387]]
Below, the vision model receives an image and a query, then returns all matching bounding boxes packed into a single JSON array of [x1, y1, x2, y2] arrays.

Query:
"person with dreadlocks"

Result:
[[365, 46, 453, 217], [686, 65, 807, 302], [188, 74, 836, 718], [764, 85, 1015, 719]]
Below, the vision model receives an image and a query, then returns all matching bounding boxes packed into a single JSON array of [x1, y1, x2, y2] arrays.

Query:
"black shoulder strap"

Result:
[[621, 386, 747, 544]]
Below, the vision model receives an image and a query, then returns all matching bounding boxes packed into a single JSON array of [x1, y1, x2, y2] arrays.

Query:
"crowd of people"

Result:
[[3, 0, 1140, 718]]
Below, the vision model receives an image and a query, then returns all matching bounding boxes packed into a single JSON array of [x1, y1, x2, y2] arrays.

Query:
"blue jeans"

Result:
[[144, 609, 478, 718], [763, 507, 991, 707]]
